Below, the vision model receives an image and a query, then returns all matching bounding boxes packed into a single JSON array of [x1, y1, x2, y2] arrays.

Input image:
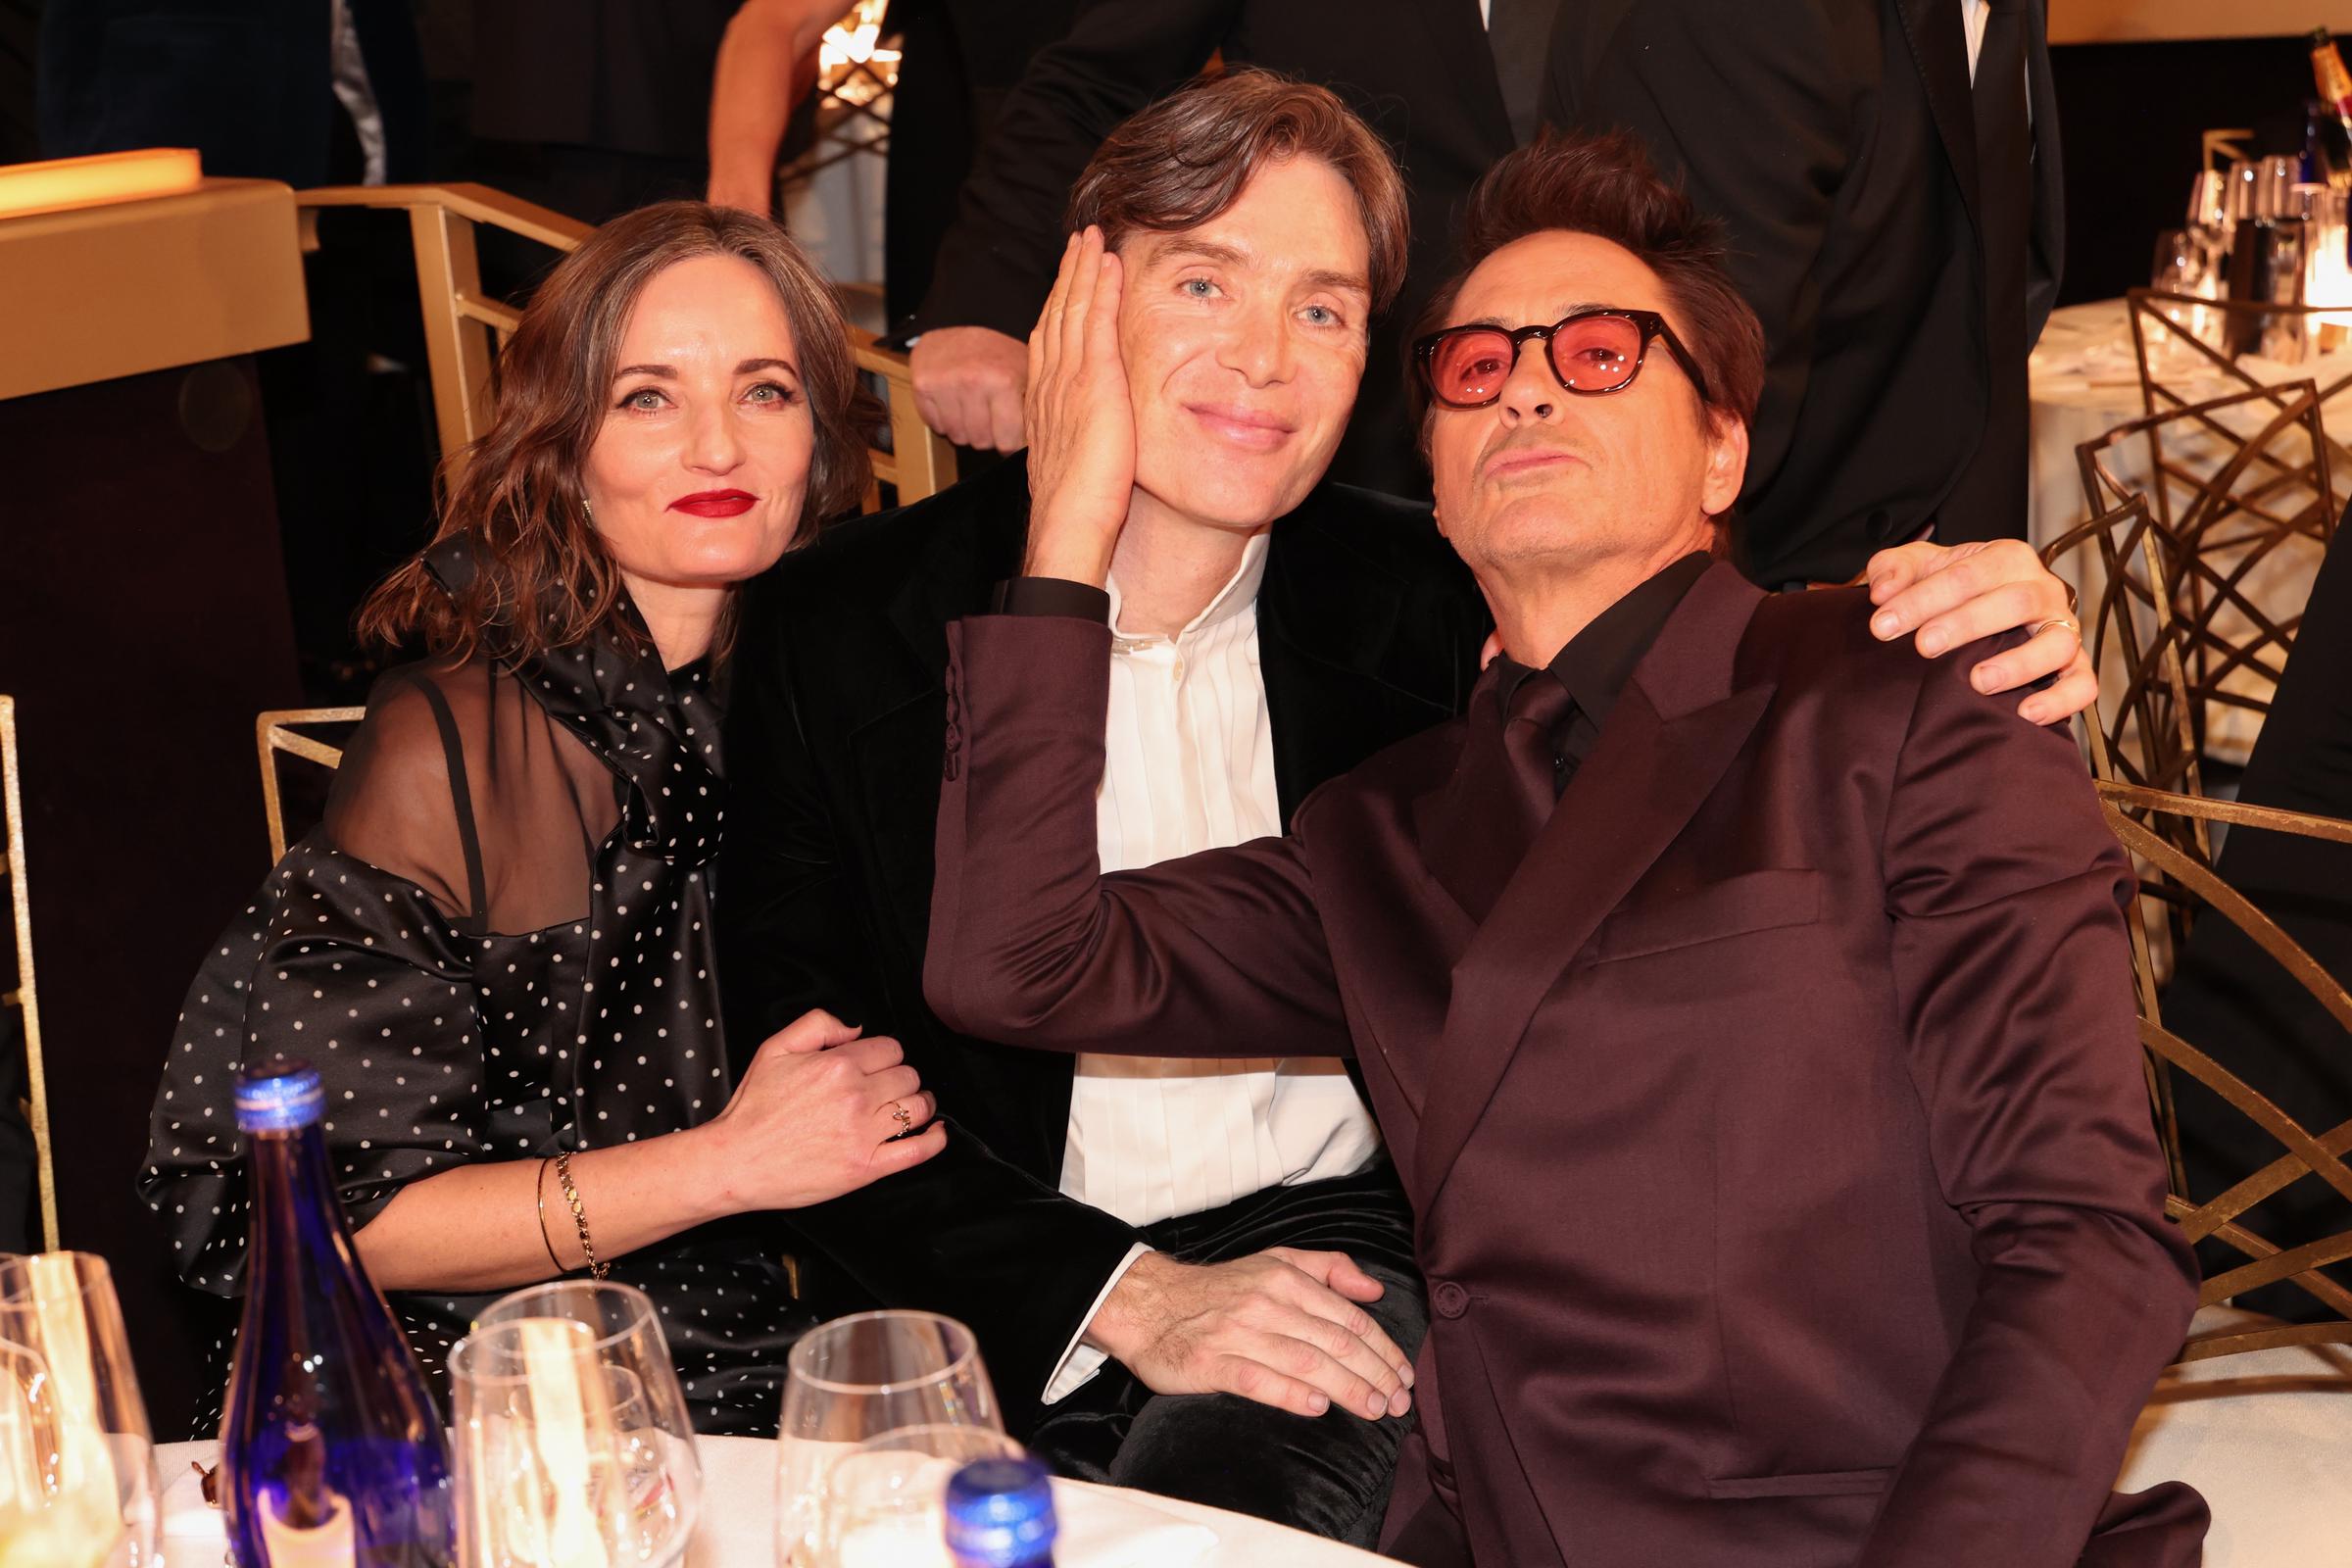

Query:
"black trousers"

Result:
[[1027, 1158, 1427, 1549], [2162, 508, 2352, 1318]]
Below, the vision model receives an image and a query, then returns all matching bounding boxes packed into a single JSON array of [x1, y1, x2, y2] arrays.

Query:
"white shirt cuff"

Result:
[[1040, 1242, 1153, 1404]]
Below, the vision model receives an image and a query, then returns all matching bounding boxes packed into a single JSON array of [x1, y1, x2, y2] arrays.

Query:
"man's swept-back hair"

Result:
[[1412, 129, 1766, 432], [1065, 68, 1410, 315]]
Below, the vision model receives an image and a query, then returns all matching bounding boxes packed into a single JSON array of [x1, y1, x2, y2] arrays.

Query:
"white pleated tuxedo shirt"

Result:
[[1042, 533, 1385, 1401]]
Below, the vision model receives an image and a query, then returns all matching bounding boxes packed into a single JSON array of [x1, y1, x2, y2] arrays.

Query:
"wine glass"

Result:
[[455, 1282, 701, 1568], [774, 1312, 1000, 1567], [2150, 227, 2216, 368], [818, 1426, 1026, 1568], [0, 1252, 159, 1568]]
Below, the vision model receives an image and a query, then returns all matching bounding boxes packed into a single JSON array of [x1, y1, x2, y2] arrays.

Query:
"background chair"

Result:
[[2077, 382, 2334, 771], [0, 697, 57, 1251], [256, 708, 366, 862], [2097, 781, 2352, 1362]]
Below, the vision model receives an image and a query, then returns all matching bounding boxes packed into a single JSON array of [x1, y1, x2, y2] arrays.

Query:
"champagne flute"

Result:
[[819, 1426, 1026, 1568], [775, 1312, 1000, 1567], [0, 1252, 159, 1568]]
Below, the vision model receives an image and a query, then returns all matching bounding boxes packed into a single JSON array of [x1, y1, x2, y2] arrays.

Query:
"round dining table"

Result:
[[154, 1434, 1393, 1567]]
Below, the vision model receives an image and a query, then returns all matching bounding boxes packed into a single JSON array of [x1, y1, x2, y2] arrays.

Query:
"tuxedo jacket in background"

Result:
[[718, 457, 1490, 1435], [926, 564, 2205, 1567], [909, 0, 1519, 498], [1544, 0, 2065, 584]]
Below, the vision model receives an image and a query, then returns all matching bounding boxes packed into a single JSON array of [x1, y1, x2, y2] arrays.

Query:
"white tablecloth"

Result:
[[2027, 296, 2351, 548], [2114, 1311, 2352, 1566], [2027, 299, 2335, 763], [150, 1319, 2352, 1568], [153, 1434, 1390, 1567]]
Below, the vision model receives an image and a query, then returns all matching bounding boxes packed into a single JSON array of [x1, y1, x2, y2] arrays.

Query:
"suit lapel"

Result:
[[1257, 494, 1462, 824], [1410, 0, 1515, 157], [1409, 564, 1773, 1204], [2024, 0, 2065, 335], [1892, 0, 1982, 229]]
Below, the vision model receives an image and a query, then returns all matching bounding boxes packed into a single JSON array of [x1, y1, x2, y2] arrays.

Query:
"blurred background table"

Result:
[[2028, 295, 2352, 548]]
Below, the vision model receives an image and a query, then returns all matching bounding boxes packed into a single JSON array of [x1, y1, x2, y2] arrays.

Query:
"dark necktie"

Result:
[[1501, 670, 1578, 838], [1486, 0, 1561, 147], [1961, 0, 2033, 528]]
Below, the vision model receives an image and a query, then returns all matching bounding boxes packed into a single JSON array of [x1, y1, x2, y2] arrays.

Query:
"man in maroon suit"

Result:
[[923, 129, 2207, 1566]]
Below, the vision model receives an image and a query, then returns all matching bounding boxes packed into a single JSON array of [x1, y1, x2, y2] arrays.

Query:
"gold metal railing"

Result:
[[294, 182, 953, 505], [1, 697, 59, 1250]]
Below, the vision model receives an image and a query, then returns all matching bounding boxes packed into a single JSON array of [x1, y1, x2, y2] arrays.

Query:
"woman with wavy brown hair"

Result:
[[140, 203, 943, 1435]]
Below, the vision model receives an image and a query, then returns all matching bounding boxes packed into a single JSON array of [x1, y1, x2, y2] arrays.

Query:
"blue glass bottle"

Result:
[[221, 1058, 456, 1567], [944, 1457, 1058, 1568]]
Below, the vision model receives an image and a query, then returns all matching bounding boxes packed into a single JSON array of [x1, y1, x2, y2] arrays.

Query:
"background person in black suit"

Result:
[[1544, 0, 2062, 585], [706, 0, 1085, 327], [905, 0, 1528, 495], [902, 0, 2057, 590]]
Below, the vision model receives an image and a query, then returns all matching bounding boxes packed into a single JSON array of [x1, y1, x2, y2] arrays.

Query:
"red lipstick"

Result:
[[669, 490, 757, 517]]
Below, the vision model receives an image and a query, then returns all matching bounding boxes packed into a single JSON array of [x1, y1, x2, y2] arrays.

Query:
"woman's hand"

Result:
[[1021, 225, 1135, 586], [1862, 538, 2095, 726], [695, 1008, 945, 1211]]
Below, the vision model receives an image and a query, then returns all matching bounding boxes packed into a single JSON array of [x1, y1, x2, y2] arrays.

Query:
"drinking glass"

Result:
[[0, 1252, 159, 1568], [819, 1426, 1025, 1568], [2150, 226, 2218, 366], [774, 1312, 1000, 1567], [455, 1282, 702, 1568]]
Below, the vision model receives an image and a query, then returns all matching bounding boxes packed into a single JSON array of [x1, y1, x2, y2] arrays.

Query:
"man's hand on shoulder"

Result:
[[1084, 1249, 1414, 1423], [1860, 538, 2094, 727]]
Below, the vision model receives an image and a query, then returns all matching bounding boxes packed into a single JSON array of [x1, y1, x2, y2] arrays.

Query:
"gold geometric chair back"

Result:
[[2076, 380, 2335, 767], [2096, 781, 2352, 1362], [257, 709, 367, 862], [294, 183, 954, 510], [2042, 497, 2208, 987], [2129, 286, 2352, 457], [0, 697, 58, 1250], [2038, 495, 2203, 807]]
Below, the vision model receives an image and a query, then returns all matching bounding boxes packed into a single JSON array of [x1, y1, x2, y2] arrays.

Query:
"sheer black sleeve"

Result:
[[141, 673, 504, 1295]]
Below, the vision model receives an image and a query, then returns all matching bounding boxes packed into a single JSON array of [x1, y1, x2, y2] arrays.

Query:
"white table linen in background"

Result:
[[154, 1434, 1390, 1567]]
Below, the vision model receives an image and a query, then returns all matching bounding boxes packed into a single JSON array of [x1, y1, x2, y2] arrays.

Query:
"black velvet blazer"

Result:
[[718, 457, 1491, 1434]]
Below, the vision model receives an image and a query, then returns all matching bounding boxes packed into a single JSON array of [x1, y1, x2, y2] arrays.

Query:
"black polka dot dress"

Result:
[[140, 542, 815, 1439]]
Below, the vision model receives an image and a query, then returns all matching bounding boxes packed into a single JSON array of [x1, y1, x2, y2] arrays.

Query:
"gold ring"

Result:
[[2030, 617, 2079, 639], [890, 1101, 913, 1132]]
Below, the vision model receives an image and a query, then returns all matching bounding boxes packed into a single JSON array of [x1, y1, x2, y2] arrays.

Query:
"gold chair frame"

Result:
[[2039, 496, 2204, 813], [2097, 781, 2352, 1362], [0, 698, 58, 1250], [2128, 286, 2352, 456], [293, 183, 954, 506], [2077, 381, 2334, 759], [257, 709, 367, 862]]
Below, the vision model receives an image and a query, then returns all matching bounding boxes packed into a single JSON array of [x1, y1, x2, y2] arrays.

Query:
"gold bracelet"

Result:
[[532, 1157, 565, 1275], [554, 1150, 608, 1281]]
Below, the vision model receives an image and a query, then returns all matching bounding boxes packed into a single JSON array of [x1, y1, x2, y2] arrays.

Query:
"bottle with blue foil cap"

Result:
[[943, 1455, 1058, 1567], [220, 1057, 456, 1566]]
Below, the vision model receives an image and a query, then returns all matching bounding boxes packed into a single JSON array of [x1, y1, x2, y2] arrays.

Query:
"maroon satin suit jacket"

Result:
[[925, 563, 2206, 1567]]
